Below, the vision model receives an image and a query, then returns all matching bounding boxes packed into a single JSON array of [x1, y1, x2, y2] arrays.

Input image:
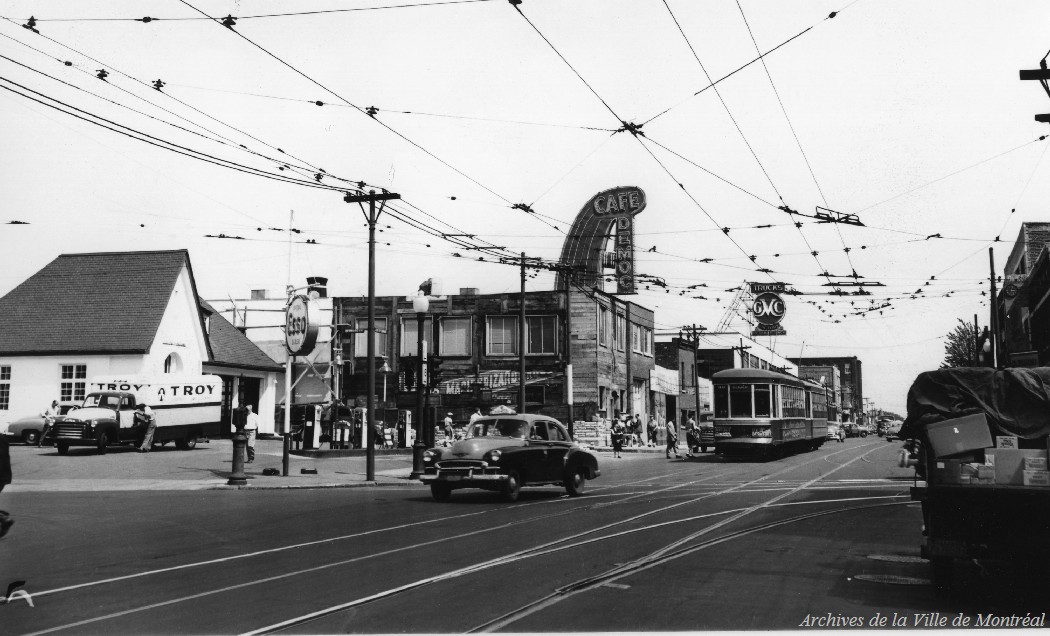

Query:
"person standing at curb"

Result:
[[665, 418, 679, 459], [244, 405, 259, 463], [136, 403, 156, 453], [610, 417, 625, 459], [469, 408, 482, 424], [37, 399, 59, 447]]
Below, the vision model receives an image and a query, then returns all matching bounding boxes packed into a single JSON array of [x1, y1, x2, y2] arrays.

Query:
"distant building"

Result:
[[789, 356, 863, 423], [693, 332, 798, 379], [797, 365, 842, 422]]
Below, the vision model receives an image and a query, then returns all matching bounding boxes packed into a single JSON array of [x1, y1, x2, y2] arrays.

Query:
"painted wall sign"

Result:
[[555, 186, 646, 295], [285, 295, 320, 355]]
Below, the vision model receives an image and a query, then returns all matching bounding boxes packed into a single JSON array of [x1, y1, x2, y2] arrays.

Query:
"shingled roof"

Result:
[[0, 251, 280, 372], [0, 250, 198, 356], [200, 301, 282, 371]]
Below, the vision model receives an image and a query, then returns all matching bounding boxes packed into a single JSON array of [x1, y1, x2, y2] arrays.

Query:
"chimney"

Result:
[[307, 276, 328, 299]]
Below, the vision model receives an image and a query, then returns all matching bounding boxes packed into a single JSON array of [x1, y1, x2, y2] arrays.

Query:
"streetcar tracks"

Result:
[[19, 441, 893, 635]]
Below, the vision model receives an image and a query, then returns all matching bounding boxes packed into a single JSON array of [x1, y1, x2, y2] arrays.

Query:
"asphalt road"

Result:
[[2, 437, 1048, 634]]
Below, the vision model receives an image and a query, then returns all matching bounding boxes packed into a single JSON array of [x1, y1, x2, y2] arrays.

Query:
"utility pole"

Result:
[[520, 252, 526, 414], [344, 189, 400, 481], [988, 247, 1000, 369]]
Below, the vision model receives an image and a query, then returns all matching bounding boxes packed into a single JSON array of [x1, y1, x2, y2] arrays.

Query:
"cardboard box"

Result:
[[926, 413, 993, 458], [985, 449, 1048, 485], [1025, 456, 1049, 471], [1023, 470, 1050, 487], [996, 436, 1019, 449]]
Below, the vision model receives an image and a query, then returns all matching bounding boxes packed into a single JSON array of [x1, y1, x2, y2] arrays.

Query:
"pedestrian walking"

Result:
[[136, 403, 156, 452], [685, 416, 699, 458], [631, 414, 643, 447], [37, 399, 59, 447], [610, 418, 625, 458], [665, 418, 679, 459], [647, 415, 658, 447], [244, 404, 259, 462], [0, 435, 12, 539]]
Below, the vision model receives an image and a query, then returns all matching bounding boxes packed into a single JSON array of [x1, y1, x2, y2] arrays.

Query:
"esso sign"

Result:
[[751, 292, 786, 326], [285, 295, 319, 355]]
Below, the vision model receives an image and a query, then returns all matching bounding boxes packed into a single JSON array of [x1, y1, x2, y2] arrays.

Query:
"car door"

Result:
[[530, 420, 571, 482]]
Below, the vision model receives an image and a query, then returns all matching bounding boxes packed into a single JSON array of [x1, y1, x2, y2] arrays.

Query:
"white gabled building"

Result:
[[0, 250, 282, 434]]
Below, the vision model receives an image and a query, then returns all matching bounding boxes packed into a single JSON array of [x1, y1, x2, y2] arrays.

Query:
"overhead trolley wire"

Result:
[[660, 0, 835, 286], [0, 75, 348, 192], [26, 1, 497, 23], [0, 17, 350, 187], [733, 0, 858, 279]]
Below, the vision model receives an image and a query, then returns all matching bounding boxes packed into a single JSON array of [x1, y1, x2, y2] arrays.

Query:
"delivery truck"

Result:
[[52, 375, 222, 455], [898, 367, 1050, 596]]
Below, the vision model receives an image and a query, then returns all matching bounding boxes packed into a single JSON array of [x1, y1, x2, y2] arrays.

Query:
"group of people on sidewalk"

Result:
[[608, 413, 704, 460]]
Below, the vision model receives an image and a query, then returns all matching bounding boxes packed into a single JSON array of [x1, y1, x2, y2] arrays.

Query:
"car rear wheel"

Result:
[[176, 433, 198, 450], [430, 483, 452, 502], [22, 430, 39, 445], [564, 467, 587, 496], [96, 430, 109, 455], [502, 470, 521, 502]]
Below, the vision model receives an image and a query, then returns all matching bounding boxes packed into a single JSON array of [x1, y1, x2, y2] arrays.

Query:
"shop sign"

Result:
[[749, 282, 785, 294], [285, 295, 320, 355], [592, 186, 645, 295]]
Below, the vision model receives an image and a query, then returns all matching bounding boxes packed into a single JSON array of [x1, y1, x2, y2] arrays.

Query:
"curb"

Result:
[[212, 480, 423, 491]]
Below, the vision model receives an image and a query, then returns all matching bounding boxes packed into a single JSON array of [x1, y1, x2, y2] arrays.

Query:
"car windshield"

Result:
[[466, 418, 529, 439], [82, 394, 120, 409]]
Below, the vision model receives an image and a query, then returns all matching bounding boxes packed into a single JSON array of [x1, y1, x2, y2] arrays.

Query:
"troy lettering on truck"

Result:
[[159, 385, 217, 397], [94, 382, 145, 392]]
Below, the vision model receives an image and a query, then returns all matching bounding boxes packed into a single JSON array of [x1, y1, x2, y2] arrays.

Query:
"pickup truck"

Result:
[[52, 375, 222, 455]]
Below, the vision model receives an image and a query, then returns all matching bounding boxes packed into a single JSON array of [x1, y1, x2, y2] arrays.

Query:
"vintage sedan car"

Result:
[[826, 423, 845, 442], [883, 420, 904, 441], [420, 414, 600, 502], [1, 402, 80, 444]]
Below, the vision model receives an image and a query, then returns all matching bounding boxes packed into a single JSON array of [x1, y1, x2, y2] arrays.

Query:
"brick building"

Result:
[[333, 286, 655, 434], [789, 356, 863, 423], [996, 222, 1050, 366]]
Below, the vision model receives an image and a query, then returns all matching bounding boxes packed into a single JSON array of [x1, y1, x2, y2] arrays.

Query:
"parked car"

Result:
[[1, 402, 80, 444], [826, 423, 845, 442], [842, 421, 869, 438], [884, 420, 904, 441], [420, 414, 600, 502]]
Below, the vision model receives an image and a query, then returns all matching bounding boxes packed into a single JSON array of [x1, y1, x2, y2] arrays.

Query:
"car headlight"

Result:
[[486, 449, 502, 462], [423, 450, 438, 462]]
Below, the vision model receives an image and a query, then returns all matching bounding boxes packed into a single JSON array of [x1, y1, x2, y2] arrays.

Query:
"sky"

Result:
[[1, 0, 1048, 416]]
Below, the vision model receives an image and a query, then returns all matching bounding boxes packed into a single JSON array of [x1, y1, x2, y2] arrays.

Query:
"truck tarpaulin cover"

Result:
[[900, 367, 1050, 440]]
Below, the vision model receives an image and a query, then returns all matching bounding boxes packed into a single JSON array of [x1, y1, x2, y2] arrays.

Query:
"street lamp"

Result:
[[378, 357, 392, 403], [410, 292, 429, 479]]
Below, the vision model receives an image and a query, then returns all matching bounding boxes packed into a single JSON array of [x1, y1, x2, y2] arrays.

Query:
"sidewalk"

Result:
[[4, 438, 674, 492], [5, 438, 419, 492]]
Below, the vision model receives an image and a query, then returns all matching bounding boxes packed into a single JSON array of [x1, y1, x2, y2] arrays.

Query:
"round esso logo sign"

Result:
[[751, 292, 786, 326], [285, 295, 319, 355]]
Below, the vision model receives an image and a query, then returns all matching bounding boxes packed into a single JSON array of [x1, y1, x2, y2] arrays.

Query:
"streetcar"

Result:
[[712, 368, 830, 457]]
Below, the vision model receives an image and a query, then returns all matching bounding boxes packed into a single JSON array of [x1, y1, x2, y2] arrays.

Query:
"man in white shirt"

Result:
[[244, 405, 259, 463], [137, 404, 156, 453]]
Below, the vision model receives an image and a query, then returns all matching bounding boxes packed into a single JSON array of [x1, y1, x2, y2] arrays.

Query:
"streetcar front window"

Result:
[[754, 384, 771, 418], [729, 385, 753, 418], [714, 385, 729, 419]]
